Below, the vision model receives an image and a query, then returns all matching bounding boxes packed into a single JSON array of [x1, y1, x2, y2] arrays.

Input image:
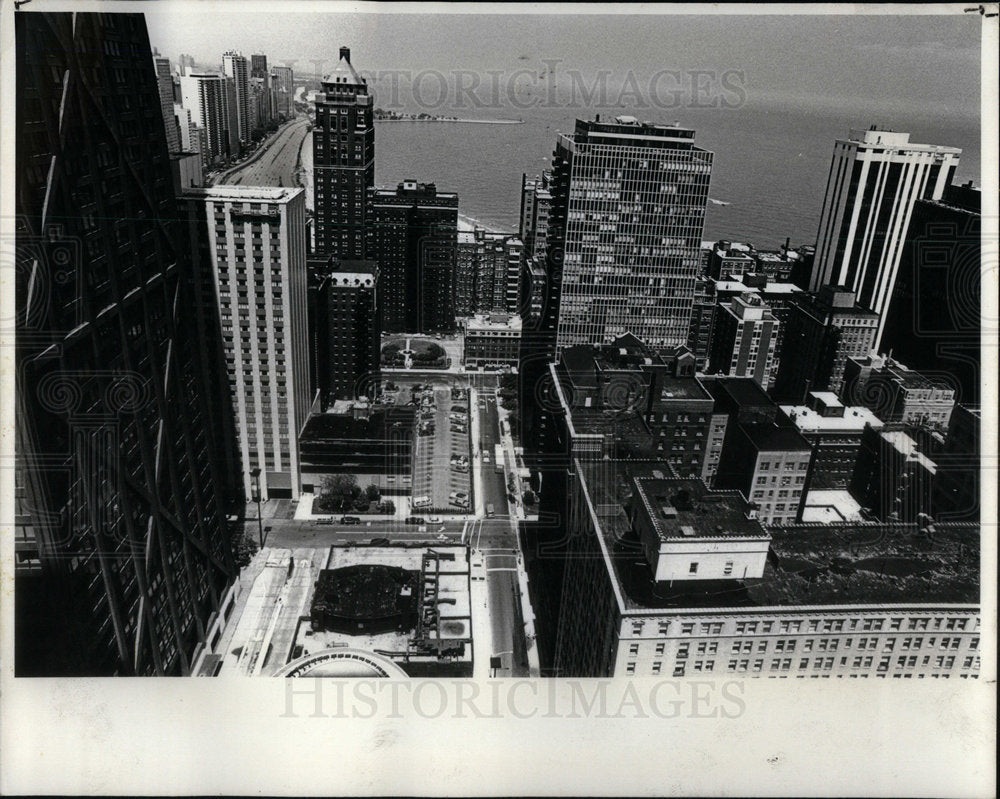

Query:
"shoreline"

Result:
[[375, 118, 523, 125], [458, 213, 511, 235]]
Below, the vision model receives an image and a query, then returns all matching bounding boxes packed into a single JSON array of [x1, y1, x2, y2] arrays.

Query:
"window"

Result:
[[689, 562, 699, 574], [724, 561, 734, 576]]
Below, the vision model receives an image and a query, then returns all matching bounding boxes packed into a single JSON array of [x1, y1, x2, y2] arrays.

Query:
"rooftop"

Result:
[[466, 313, 522, 332], [576, 460, 980, 612], [741, 421, 813, 452], [781, 404, 884, 433], [187, 185, 303, 202], [300, 406, 415, 442], [632, 476, 767, 541], [653, 374, 712, 403], [881, 430, 938, 474]]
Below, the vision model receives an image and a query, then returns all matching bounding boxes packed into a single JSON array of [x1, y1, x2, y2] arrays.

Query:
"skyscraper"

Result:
[[312, 46, 374, 259], [179, 72, 230, 165], [152, 50, 181, 153], [222, 50, 250, 144], [546, 115, 713, 354], [15, 11, 236, 676], [809, 128, 961, 348], [878, 182, 981, 405], [182, 186, 310, 501], [369, 180, 459, 333], [308, 260, 381, 405], [271, 64, 294, 118]]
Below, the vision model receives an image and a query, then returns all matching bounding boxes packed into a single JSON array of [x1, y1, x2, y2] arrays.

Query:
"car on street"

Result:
[[405, 516, 425, 525], [340, 516, 362, 525], [486, 503, 495, 517], [428, 516, 442, 524], [370, 537, 391, 546], [436, 534, 448, 542]]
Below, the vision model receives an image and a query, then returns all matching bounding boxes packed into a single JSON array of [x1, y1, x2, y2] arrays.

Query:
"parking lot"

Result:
[[410, 384, 473, 514]]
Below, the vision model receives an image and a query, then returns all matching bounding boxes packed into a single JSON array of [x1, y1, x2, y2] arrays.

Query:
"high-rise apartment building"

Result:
[[271, 64, 294, 118], [152, 50, 181, 153], [455, 230, 482, 317], [222, 50, 251, 144], [15, 11, 237, 676], [182, 186, 310, 500], [307, 258, 381, 405], [250, 53, 268, 77], [545, 116, 713, 354], [707, 293, 780, 390], [810, 128, 961, 348], [312, 46, 374, 259], [520, 172, 552, 260], [771, 286, 879, 404], [179, 72, 231, 165], [369, 180, 459, 333]]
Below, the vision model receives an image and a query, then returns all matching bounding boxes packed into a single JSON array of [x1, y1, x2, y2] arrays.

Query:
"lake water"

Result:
[[301, 100, 980, 247]]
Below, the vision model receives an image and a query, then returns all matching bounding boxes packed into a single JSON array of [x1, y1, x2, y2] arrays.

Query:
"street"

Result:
[[216, 117, 310, 188]]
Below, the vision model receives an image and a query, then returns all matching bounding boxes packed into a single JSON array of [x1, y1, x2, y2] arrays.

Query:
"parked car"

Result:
[[314, 518, 335, 525], [340, 516, 362, 525], [405, 516, 425, 525], [428, 516, 442, 524], [486, 503, 495, 517], [370, 537, 391, 546], [412, 496, 431, 509]]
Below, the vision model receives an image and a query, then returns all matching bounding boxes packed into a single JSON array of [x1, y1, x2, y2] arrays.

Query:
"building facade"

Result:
[[222, 50, 250, 145], [464, 313, 523, 370], [546, 116, 713, 354], [271, 65, 294, 117], [780, 392, 884, 490], [178, 72, 231, 165], [810, 128, 961, 348], [15, 11, 237, 676], [770, 286, 879, 404], [879, 184, 982, 406], [553, 460, 979, 680], [708, 293, 780, 390], [313, 261, 381, 405], [184, 186, 310, 500], [312, 46, 374, 259], [369, 180, 459, 333], [842, 354, 956, 429], [152, 51, 181, 153]]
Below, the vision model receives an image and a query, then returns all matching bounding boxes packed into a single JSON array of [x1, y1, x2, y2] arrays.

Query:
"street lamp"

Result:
[[250, 467, 264, 549]]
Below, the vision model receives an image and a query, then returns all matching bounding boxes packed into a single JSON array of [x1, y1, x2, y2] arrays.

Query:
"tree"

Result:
[[499, 373, 518, 392], [365, 483, 381, 502], [377, 499, 396, 515], [232, 530, 259, 569], [523, 490, 537, 507], [316, 473, 359, 512]]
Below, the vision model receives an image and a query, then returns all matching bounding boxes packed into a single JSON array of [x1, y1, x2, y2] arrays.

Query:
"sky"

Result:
[[145, 7, 983, 122]]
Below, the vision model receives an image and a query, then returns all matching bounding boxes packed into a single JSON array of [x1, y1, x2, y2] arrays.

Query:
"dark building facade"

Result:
[[14, 12, 237, 676], [770, 286, 879, 404], [307, 257, 380, 407], [369, 180, 458, 333], [879, 184, 981, 406], [931, 404, 980, 522], [850, 426, 937, 523], [312, 47, 374, 259]]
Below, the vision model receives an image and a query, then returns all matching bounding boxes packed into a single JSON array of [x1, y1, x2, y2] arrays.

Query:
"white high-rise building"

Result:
[[810, 128, 961, 347], [222, 50, 251, 144], [178, 72, 229, 165], [183, 185, 310, 500]]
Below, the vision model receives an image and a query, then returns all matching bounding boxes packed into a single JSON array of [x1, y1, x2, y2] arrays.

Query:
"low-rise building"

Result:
[[842, 354, 956, 429], [851, 426, 938, 523], [553, 460, 980, 680], [780, 392, 884, 490], [298, 402, 415, 494], [463, 312, 522, 370]]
